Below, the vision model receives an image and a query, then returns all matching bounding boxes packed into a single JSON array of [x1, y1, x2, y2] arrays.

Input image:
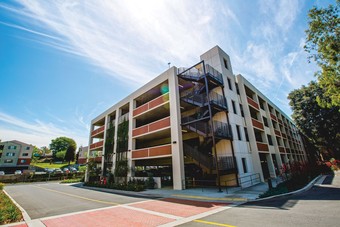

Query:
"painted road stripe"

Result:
[[194, 219, 236, 227], [31, 185, 120, 205]]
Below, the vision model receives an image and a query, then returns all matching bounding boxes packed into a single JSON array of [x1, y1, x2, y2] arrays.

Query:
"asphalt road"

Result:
[[181, 174, 340, 227], [4, 182, 147, 219]]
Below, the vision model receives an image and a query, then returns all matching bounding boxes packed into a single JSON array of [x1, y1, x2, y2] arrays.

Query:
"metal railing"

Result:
[[205, 64, 223, 84], [183, 143, 213, 169], [213, 121, 233, 139]]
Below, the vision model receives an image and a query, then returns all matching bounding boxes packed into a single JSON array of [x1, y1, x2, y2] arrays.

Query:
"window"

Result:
[[236, 125, 242, 140], [6, 152, 15, 157], [8, 145, 17, 150], [254, 130, 263, 142], [227, 78, 232, 90], [26, 147, 30, 150], [22, 153, 29, 157], [20, 160, 26, 164], [4, 159, 13, 163], [232, 100, 237, 114], [263, 117, 269, 127], [244, 127, 249, 141], [235, 83, 240, 95], [242, 158, 248, 173], [267, 135, 273, 145], [276, 137, 281, 146], [239, 104, 244, 117], [223, 58, 229, 69]]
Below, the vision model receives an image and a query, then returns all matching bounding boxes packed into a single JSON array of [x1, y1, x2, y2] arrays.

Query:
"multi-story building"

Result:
[[0, 140, 33, 170], [88, 46, 307, 190], [77, 146, 88, 164]]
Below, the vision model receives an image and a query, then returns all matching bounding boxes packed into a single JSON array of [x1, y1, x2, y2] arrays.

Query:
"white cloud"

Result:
[[1, 0, 235, 87], [0, 112, 88, 147]]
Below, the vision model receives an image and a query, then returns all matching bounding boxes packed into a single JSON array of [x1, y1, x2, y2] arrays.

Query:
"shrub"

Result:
[[0, 182, 4, 190], [60, 178, 82, 184], [84, 180, 146, 192]]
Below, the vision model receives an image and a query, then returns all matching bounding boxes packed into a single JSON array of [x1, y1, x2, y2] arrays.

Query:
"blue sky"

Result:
[[0, 0, 334, 147]]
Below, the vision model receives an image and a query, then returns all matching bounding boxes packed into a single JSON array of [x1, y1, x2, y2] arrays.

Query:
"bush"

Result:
[[0, 182, 4, 190], [0, 191, 22, 224], [60, 178, 82, 184], [84, 180, 146, 192]]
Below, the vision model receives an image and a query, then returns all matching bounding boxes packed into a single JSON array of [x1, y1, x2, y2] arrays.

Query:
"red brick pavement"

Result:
[[129, 198, 229, 217]]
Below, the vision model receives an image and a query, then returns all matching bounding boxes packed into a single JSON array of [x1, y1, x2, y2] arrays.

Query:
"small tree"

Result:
[[50, 137, 77, 160], [65, 146, 76, 165], [55, 150, 66, 161]]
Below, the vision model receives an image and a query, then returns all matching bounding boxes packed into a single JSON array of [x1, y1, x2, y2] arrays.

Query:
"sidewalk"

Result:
[[82, 180, 277, 203]]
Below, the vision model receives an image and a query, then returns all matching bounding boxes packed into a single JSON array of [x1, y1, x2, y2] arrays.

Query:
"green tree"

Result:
[[55, 150, 66, 160], [288, 81, 340, 159], [64, 145, 76, 165], [49, 137, 77, 159], [305, 0, 340, 108]]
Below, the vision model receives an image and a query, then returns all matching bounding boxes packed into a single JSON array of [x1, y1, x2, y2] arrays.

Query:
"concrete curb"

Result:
[[3, 188, 31, 222], [81, 185, 164, 199], [253, 174, 323, 202]]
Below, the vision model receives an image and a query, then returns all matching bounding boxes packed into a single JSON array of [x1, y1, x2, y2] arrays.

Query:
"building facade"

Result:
[[0, 140, 33, 168], [88, 46, 307, 190]]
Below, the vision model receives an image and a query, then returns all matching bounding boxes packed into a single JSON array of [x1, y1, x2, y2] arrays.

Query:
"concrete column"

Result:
[[168, 67, 185, 190], [101, 115, 109, 176], [127, 100, 134, 178], [111, 111, 119, 173], [85, 124, 95, 182]]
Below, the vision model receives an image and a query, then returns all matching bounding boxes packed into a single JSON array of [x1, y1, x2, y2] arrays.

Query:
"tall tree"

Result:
[[50, 137, 77, 159], [304, 0, 340, 108], [65, 145, 76, 165], [288, 81, 340, 159]]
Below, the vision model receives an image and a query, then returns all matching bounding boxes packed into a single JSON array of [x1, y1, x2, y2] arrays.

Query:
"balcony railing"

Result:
[[247, 96, 259, 110], [213, 155, 235, 170], [256, 142, 269, 151], [132, 144, 172, 159], [205, 64, 223, 84], [91, 125, 105, 137], [132, 116, 170, 137], [275, 129, 282, 137], [270, 113, 277, 121], [133, 93, 169, 117], [89, 140, 104, 150], [252, 118, 264, 130], [213, 121, 233, 139]]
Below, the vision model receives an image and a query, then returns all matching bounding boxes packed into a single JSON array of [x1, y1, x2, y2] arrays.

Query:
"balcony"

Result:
[[278, 118, 283, 124], [91, 125, 105, 137], [132, 116, 170, 137], [270, 113, 277, 121], [247, 97, 259, 110], [279, 147, 285, 153], [282, 133, 287, 139], [252, 118, 264, 130], [89, 140, 104, 150], [132, 144, 172, 159], [274, 129, 281, 137], [256, 142, 269, 151], [133, 93, 169, 117]]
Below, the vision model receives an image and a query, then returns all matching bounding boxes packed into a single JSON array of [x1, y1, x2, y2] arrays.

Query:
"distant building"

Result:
[[88, 46, 307, 190], [0, 140, 33, 169], [77, 146, 88, 164]]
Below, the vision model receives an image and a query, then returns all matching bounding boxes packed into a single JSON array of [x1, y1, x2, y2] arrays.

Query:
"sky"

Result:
[[0, 0, 334, 148]]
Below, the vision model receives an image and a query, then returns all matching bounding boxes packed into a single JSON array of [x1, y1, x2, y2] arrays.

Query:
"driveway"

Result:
[[179, 173, 340, 227], [4, 182, 146, 219]]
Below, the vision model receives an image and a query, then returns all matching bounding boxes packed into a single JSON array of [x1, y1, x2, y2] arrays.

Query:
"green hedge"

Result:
[[84, 179, 146, 192]]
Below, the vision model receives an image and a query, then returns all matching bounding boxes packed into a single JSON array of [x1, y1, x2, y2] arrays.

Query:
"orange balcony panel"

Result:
[[149, 145, 172, 157], [133, 103, 149, 116], [282, 133, 287, 139], [149, 95, 167, 109], [149, 117, 170, 132], [270, 113, 277, 121], [78, 158, 87, 164], [247, 97, 259, 110], [275, 130, 281, 137], [91, 125, 105, 137], [132, 125, 149, 137], [279, 147, 285, 153], [95, 157, 102, 162], [132, 149, 149, 159], [252, 118, 264, 130], [90, 140, 104, 150], [257, 142, 269, 151], [278, 119, 283, 124]]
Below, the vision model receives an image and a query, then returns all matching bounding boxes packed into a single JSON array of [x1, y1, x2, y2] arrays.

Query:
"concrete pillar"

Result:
[[127, 100, 134, 178], [168, 67, 185, 190]]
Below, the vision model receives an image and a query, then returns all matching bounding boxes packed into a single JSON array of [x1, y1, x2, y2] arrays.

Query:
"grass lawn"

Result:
[[0, 187, 23, 225], [32, 161, 76, 169]]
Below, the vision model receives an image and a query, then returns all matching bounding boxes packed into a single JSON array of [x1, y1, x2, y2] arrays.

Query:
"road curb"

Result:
[[253, 174, 323, 202], [3, 188, 31, 222]]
